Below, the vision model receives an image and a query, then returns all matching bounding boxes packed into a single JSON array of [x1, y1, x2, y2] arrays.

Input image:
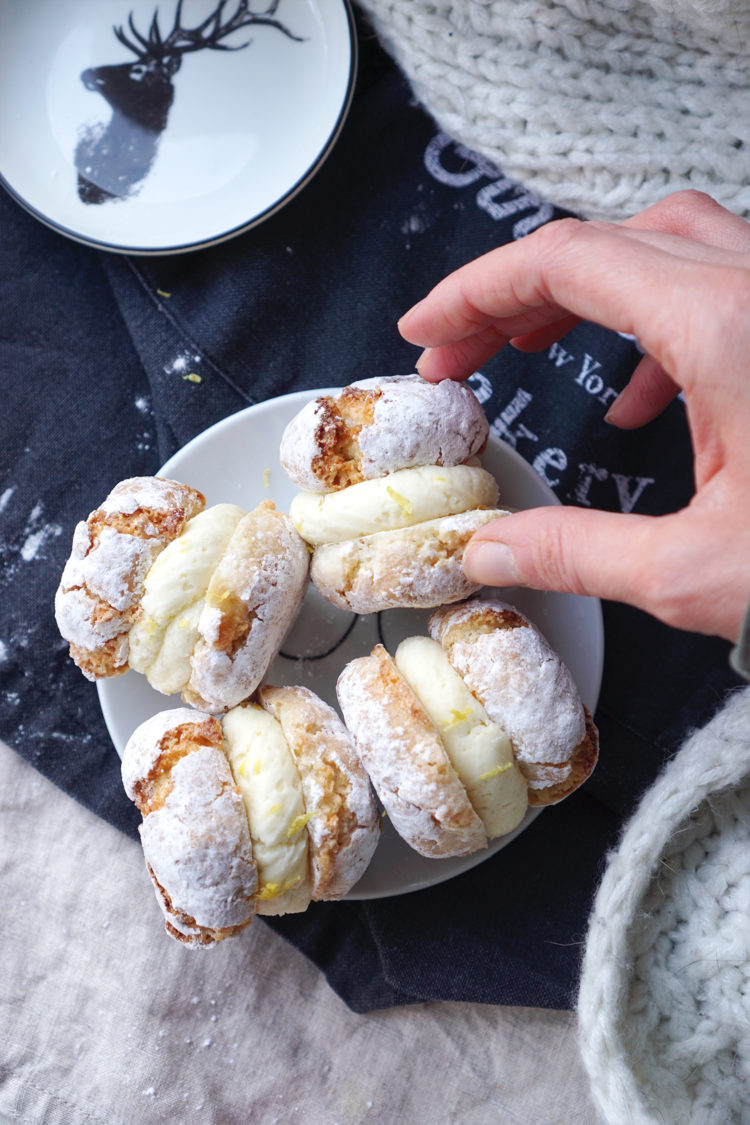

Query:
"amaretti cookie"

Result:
[[54, 477, 205, 680], [122, 708, 258, 947], [56, 479, 310, 712], [280, 374, 490, 491], [129, 498, 309, 712], [281, 376, 508, 612], [122, 689, 380, 944], [429, 599, 599, 806], [336, 597, 598, 858]]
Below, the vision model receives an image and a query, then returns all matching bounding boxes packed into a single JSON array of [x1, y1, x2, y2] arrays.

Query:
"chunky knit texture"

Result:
[[577, 688, 750, 1124], [358, 0, 750, 219]]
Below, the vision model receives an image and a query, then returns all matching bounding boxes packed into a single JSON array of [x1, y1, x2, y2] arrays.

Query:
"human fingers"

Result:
[[621, 190, 750, 253], [416, 313, 583, 381], [462, 504, 749, 642], [603, 354, 681, 430], [399, 218, 717, 384], [508, 314, 582, 354], [415, 326, 511, 383]]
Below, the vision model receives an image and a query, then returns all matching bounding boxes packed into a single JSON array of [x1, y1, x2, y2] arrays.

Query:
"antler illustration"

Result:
[[114, 0, 303, 63]]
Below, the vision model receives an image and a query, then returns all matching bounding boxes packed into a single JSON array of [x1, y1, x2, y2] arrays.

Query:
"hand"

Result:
[[398, 191, 750, 643]]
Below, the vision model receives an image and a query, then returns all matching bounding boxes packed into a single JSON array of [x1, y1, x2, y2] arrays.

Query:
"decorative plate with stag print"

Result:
[[0, 0, 356, 253]]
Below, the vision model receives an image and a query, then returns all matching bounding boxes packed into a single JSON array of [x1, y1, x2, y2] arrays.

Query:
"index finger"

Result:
[[398, 218, 720, 383]]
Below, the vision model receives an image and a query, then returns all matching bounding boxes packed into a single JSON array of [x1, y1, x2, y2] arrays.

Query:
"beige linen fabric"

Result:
[[0, 740, 596, 1125]]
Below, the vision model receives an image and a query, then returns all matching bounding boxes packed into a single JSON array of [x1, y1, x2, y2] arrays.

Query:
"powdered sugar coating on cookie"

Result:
[[429, 600, 586, 771], [55, 477, 205, 680], [354, 375, 488, 479], [337, 647, 487, 858], [186, 503, 309, 713], [310, 508, 509, 613], [122, 707, 257, 946], [258, 685, 380, 898], [60, 524, 161, 621], [121, 707, 208, 801], [139, 746, 257, 941], [280, 374, 489, 492]]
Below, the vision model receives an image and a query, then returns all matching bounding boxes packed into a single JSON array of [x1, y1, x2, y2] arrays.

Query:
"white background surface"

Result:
[[0, 739, 599, 1125]]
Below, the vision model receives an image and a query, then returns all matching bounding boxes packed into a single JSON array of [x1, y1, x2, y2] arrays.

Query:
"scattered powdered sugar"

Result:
[[401, 213, 426, 235], [165, 352, 190, 375], [5, 499, 63, 565], [164, 351, 203, 383], [1, 498, 64, 588], [21, 520, 63, 562]]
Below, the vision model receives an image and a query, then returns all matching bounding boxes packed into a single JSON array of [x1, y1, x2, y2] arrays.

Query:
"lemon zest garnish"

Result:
[[256, 882, 279, 901], [238, 759, 247, 778], [386, 486, 413, 516], [267, 803, 281, 816], [183, 372, 202, 383], [287, 812, 313, 839], [253, 759, 262, 775], [156, 289, 171, 298], [263, 468, 270, 488], [443, 707, 472, 729], [480, 762, 513, 781], [282, 875, 302, 893]]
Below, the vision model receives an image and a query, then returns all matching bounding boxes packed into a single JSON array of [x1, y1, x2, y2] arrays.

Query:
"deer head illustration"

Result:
[[75, 0, 303, 205]]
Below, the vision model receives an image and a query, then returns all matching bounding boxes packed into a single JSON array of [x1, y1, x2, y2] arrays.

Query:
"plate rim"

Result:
[[97, 386, 605, 899], [0, 0, 358, 256]]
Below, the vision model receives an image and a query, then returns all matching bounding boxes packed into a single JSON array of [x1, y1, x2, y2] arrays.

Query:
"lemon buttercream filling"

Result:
[[394, 635, 528, 838], [129, 504, 244, 693], [221, 703, 311, 915], [289, 465, 499, 546]]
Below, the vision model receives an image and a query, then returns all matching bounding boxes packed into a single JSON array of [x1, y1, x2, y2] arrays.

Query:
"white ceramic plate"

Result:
[[0, 0, 356, 254], [98, 387, 604, 898]]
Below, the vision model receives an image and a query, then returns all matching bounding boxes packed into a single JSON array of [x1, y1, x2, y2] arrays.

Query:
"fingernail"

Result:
[[464, 541, 525, 586], [603, 392, 623, 425], [414, 348, 433, 376], [398, 299, 424, 327]]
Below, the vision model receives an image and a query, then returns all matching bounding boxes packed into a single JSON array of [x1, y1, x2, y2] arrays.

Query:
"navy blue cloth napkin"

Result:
[[0, 28, 741, 1013]]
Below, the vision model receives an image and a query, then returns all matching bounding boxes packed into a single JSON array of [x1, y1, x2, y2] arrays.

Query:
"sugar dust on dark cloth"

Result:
[[0, 19, 741, 1013]]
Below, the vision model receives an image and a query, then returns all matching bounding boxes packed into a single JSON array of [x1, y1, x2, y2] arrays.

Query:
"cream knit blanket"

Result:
[[578, 688, 750, 1124], [357, 0, 750, 220]]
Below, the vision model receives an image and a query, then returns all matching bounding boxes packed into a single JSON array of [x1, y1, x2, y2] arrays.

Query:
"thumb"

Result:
[[463, 507, 670, 618]]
